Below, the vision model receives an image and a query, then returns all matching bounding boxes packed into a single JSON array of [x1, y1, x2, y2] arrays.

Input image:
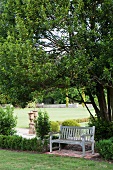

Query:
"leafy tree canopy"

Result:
[[0, 0, 113, 121]]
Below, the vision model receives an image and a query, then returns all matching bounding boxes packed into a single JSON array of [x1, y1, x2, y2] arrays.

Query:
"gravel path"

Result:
[[16, 128, 36, 139]]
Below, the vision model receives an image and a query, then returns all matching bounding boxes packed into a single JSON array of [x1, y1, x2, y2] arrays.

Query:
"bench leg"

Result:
[[50, 142, 52, 152], [82, 143, 85, 157], [92, 142, 95, 154], [59, 143, 61, 151]]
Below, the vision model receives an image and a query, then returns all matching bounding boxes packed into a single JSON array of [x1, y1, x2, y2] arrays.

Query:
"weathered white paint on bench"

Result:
[[50, 126, 95, 156]]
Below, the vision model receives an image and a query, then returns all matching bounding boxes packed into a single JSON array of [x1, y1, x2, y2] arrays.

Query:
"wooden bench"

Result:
[[50, 125, 95, 156]]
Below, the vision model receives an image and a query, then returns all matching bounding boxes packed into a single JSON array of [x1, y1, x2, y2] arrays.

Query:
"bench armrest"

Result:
[[49, 131, 60, 136], [81, 134, 93, 138], [81, 134, 94, 141], [49, 131, 61, 140], [49, 132, 61, 139]]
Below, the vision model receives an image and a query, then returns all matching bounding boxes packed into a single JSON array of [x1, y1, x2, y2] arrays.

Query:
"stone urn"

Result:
[[28, 111, 38, 134], [33, 110, 38, 119]]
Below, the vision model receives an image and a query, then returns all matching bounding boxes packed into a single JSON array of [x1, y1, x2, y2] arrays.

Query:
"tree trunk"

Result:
[[109, 87, 113, 121], [88, 90, 100, 119], [107, 87, 111, 121], [96, 83, 108, 120]]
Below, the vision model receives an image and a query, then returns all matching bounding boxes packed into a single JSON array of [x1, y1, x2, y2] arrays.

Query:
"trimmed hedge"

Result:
[[57, 118, 89, 125], [75, 118, 89, 123], [0, 135, 48, 152]]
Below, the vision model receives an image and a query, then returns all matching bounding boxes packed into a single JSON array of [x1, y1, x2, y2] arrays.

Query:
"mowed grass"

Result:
[[14, 106, 95, 128], [0, 149, 112, 170]]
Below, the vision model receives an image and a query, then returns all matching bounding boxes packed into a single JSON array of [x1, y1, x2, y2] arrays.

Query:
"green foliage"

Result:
[[62, 119, 80, 127], [35, 110, 51, 139], [0, 135, 48, 152], [96, 139, 113, 160], [88, 117, 113, 141], [50, 121, 59, 132], [0, 106, 17, 135], [41, 88, 82, 104], [0, 93, 8, 104]]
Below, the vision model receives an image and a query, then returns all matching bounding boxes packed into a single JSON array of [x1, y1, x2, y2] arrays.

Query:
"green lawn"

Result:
[[14, 106, 95, 128], [0, 149, 112, 170]]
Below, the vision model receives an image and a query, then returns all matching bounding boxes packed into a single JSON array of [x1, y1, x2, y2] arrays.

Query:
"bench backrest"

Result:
[[60, 126, 95, 141]]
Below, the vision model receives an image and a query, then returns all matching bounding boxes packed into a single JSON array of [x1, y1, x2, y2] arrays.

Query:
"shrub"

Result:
[[0, 135, 48, 152], [88, 117, 113, 141], [50, 121, 59, 132], [96, 139, 113, 160], [0, 106, 17, 135], [62, 119, 80, 126], [35, 110, 51, 140]]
